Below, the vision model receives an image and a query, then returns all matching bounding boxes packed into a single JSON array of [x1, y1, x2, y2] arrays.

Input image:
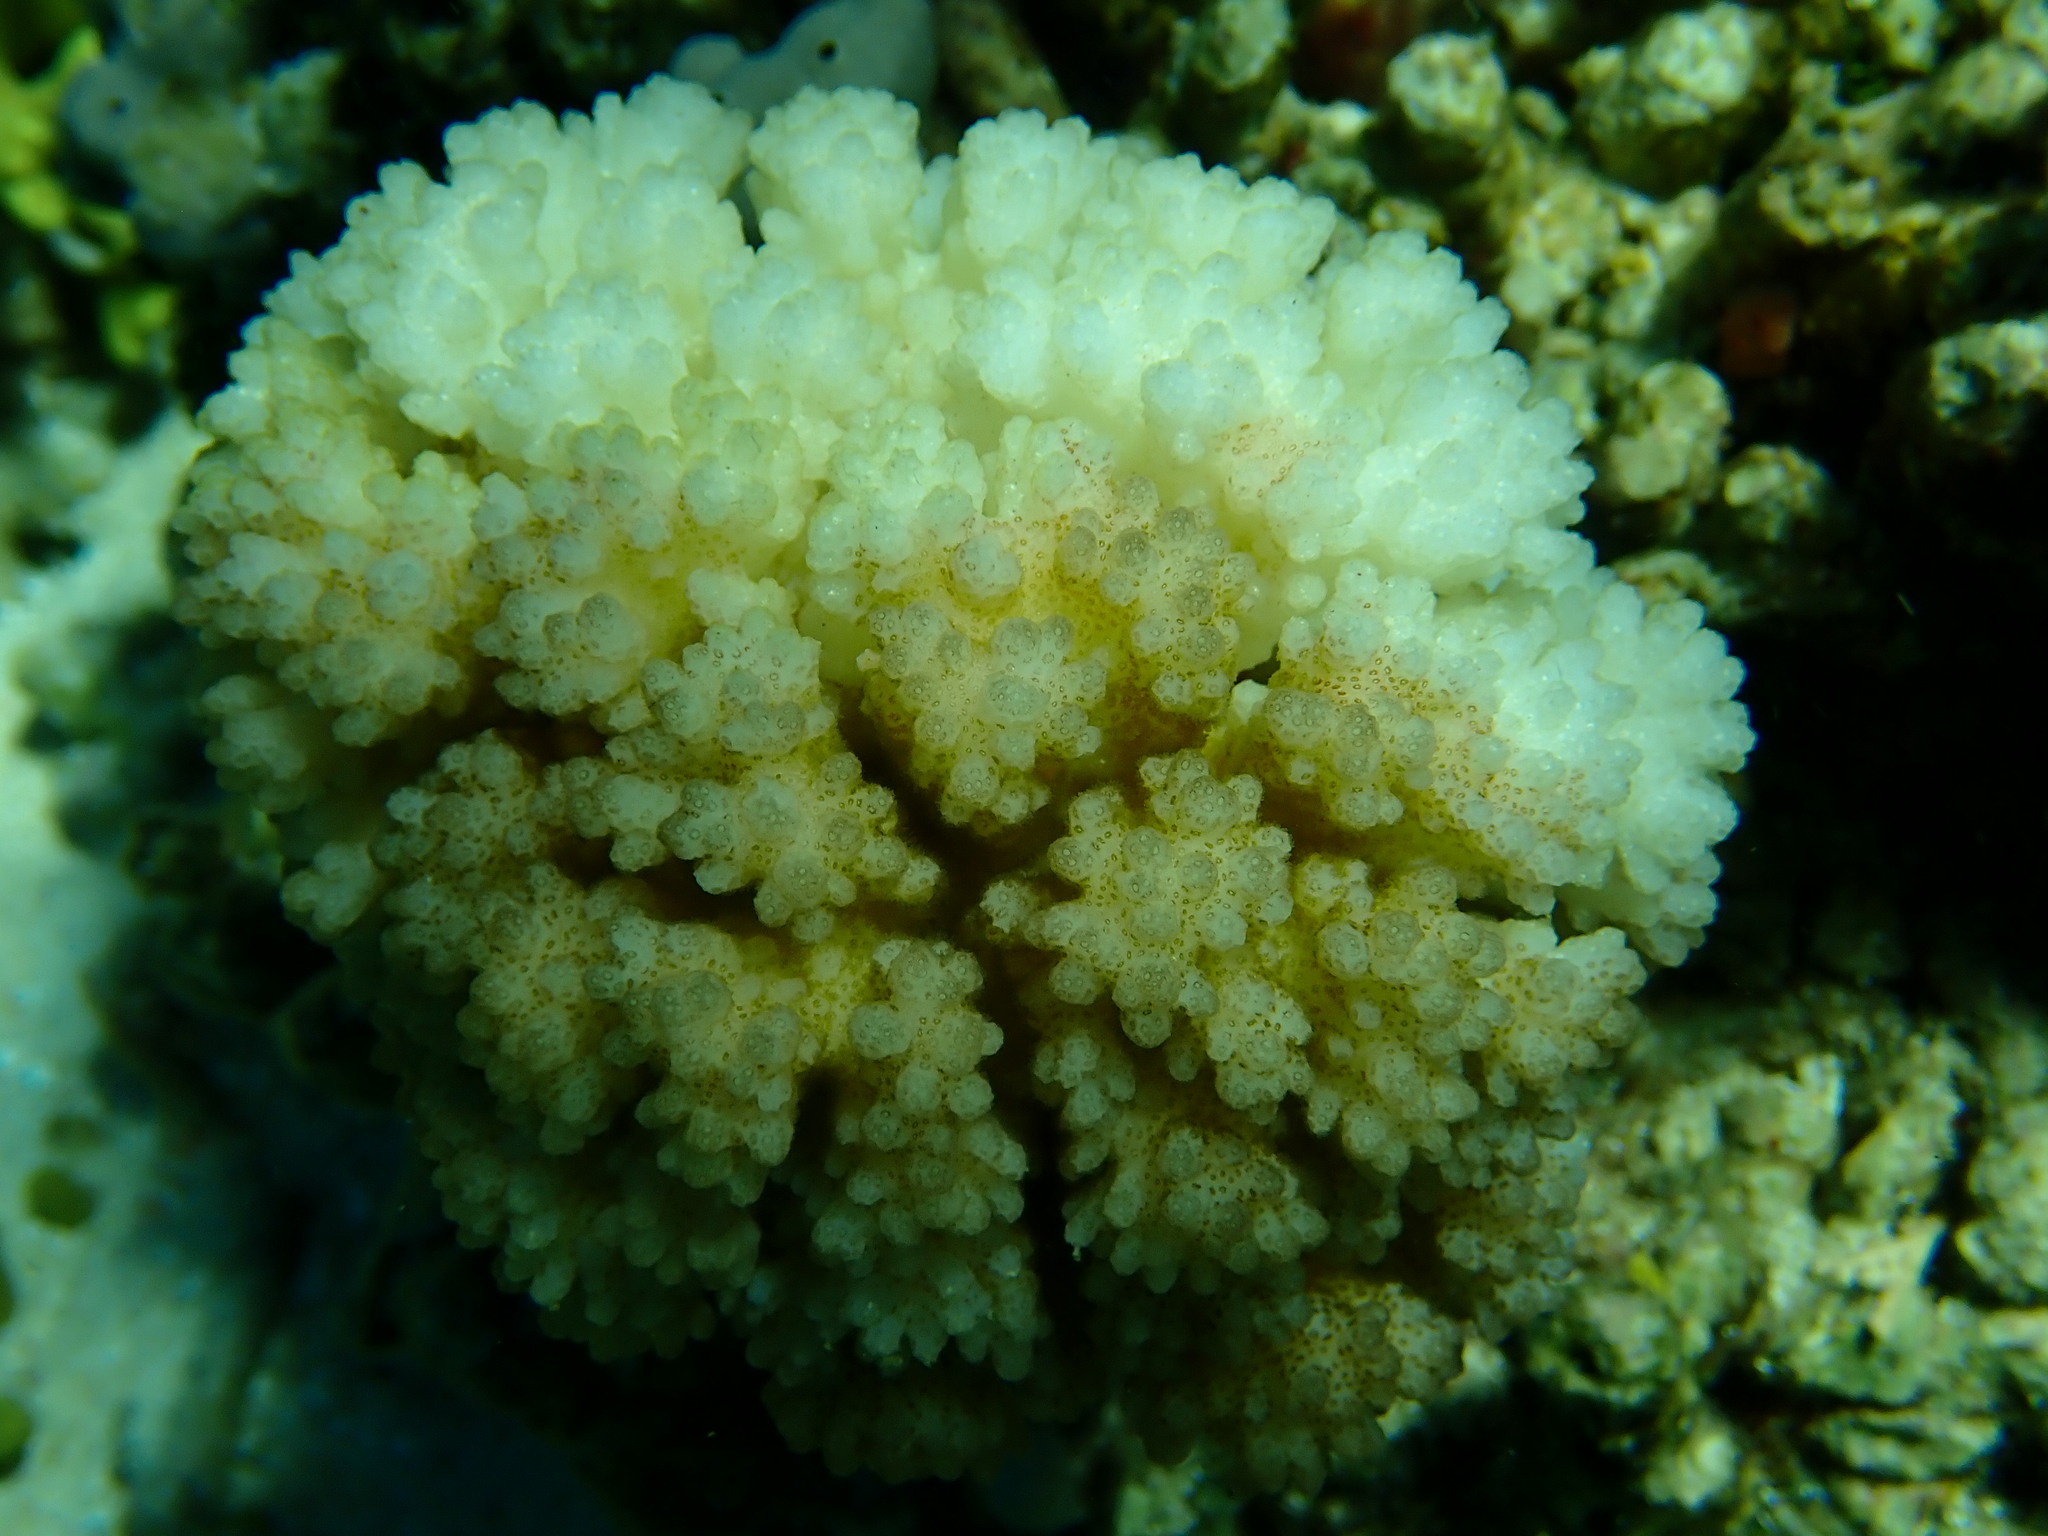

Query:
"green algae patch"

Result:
[[0, 1392, 30, 1478], [24, 1165, 97, 1229], [41, 1112, 107, 1153]]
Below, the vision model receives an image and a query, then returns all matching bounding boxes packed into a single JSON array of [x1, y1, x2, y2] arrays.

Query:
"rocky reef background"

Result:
[[1, 0, 2044, 1532]]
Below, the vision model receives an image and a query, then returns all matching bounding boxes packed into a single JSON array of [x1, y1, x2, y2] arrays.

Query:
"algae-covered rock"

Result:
[[1959, 1100, 2048, 1303], [1570, 4, 1787, 196], [1530, 987, 2048, 1533]]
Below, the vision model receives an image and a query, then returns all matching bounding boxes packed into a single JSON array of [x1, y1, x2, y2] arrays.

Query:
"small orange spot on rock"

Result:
[[1295, 0, 1451, 105], [1718, 287, 1799, 382]]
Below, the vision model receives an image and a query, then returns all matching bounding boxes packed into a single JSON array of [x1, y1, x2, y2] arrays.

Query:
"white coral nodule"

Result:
[[173, 78, 1751, 1491]]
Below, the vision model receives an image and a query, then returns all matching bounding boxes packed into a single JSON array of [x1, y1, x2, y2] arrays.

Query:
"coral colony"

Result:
[[173, 80, 1746, 1485]]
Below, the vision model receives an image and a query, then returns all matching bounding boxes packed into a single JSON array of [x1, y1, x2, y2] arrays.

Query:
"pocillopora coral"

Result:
[[171, 78, 1751, 1490]]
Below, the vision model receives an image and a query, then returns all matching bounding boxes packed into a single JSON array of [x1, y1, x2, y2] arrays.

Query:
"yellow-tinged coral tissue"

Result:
[[172, 75, 1751, 1490]]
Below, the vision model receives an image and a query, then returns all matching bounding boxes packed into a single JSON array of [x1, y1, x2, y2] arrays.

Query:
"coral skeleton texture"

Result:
[[172, 77, 1750, 1489]]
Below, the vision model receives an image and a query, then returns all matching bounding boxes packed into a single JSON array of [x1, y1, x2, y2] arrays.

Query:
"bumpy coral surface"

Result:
[[172, 77, 1750, 1489]]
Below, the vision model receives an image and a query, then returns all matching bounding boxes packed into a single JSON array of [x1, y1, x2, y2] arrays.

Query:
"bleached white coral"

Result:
[[2, 408, 227, 1536], [172, 78, 1750, 1489]]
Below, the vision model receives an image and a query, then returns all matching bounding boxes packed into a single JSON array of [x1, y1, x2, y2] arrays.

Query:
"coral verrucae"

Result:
[[172, 78, 1749, 1489]]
